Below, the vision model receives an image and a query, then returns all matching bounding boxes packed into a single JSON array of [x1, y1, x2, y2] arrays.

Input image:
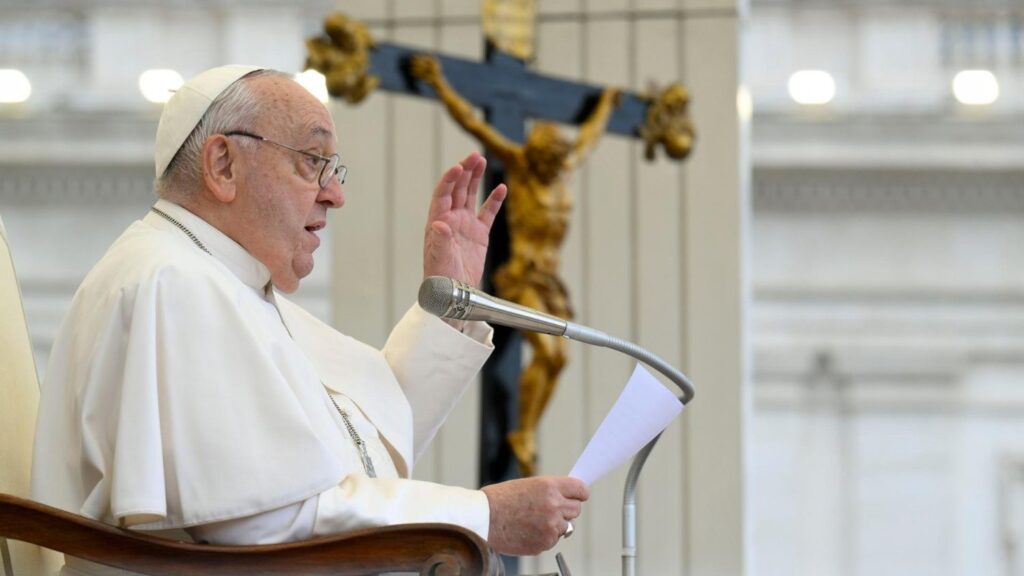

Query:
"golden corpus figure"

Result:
[[410, 55, 621, 477]]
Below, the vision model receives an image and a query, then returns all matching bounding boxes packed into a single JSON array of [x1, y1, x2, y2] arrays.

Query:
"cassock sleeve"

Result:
[[186, 475, 490, 545], [383, 305, 494, 462], [313, 475, 490, 539]]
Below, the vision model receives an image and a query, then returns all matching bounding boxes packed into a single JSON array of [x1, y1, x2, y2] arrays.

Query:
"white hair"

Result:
[[154, 69, 292, 199]]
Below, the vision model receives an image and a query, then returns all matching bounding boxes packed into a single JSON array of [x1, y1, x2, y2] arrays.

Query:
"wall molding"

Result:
[[0, 164, 154, 205], [754, 166, 1024, 213]]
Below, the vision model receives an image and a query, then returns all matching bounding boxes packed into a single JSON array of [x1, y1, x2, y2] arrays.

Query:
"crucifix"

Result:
[[306, 6, 693, 488]]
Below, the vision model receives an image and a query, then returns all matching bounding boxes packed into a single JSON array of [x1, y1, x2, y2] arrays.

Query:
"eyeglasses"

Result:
[[225, 130, 347, 189]]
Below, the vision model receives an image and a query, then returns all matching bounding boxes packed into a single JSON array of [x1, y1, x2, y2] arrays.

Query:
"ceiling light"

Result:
[[788, 70, 835, 105], [139, 69, 184, 104], [737, 85, 753, 122], [0, 69, 31, 103], [294, 69, 329, 104], [952, 69, 999, 106]]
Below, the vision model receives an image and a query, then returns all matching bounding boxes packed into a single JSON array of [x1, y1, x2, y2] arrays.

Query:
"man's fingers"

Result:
[[451, 154, 476, 209], [562, 499, 582, 520], [459, 151, 480, 169], [427, 164, 463, 223], [450, 170, 470, 210], [431, 164, 462, 207], [465, 154, 486, 209], [432, 153, 491, 218], [440, 163, 463, 193], [557, 477, 590, 501], [428, 220, 453, 241], [478, 184, 507, 228]]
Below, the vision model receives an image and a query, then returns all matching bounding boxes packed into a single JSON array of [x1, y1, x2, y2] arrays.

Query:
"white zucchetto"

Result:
[[153, 65, 263, 178]]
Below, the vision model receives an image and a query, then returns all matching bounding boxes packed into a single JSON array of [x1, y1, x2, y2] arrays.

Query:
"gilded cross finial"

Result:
[[482, 0, 537, 62], [640, 82, 695, 161], [305, 13, 379, 104]]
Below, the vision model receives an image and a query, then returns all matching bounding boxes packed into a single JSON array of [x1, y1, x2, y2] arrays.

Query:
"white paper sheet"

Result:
[[568, 364, 684, 486]]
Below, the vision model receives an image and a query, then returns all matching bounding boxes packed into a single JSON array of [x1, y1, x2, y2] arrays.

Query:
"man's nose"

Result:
[[319, 178, 345, 209]]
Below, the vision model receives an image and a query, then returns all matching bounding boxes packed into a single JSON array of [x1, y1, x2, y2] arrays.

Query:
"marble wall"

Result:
[[747, 2, 1024, 574]]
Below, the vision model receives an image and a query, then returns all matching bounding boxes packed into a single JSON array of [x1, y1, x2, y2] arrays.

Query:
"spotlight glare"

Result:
[[139, 69, 184, 104], [294, 69, 329, 104], [737, 85, 753, 121], [788, 70, 836, 105], [953, 69, 999, 106], [0, 69, 32, 103]]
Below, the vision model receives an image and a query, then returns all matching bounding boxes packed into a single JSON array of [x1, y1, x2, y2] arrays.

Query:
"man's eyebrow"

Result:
[[309, 126, 334, 141]]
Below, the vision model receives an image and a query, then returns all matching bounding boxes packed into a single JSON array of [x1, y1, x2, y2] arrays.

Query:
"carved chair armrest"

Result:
[[0, 493, 492, 575]]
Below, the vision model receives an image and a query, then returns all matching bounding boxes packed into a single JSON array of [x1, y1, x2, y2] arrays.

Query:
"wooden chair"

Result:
[[0, 216, 493, 576]]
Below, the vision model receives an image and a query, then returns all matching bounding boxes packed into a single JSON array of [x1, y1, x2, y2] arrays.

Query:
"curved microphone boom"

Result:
[[418, 275, 694, 403]]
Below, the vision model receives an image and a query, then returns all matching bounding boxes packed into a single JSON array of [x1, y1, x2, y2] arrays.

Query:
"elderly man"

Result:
[[31, 66, 586, 574]]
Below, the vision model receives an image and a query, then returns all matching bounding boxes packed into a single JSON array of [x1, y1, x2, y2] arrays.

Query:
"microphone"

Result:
[[418, 275, 570, 336], [417, 276, 694, 404]]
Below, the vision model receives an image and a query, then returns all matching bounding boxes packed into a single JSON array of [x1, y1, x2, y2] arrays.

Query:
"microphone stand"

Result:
[[561, 325, 695, 576], [417, 277, 695, 575]]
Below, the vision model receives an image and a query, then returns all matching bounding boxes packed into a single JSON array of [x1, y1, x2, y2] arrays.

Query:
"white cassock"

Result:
[[32, 199, 493, 576]]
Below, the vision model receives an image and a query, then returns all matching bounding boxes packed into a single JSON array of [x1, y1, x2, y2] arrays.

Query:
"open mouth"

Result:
[[304, 223, 324, 248]]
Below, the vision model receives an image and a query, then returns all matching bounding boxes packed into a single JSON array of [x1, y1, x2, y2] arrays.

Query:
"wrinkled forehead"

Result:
[[251, 75, 337, 146], [302, 121, 337, 149]]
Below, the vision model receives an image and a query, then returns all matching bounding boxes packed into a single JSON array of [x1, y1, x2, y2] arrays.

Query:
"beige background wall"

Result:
[[328, 1, 749, 574]]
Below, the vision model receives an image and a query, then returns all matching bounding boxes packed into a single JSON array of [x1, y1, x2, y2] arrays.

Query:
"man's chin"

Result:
[[271, 274, 300, 293], [274, 280, 300, 293], [274, 258, 314, 293], [270, 268, 305, 294]]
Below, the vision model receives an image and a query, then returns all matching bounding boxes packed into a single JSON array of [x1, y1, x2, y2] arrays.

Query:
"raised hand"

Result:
[[422, 152, 506, 289]]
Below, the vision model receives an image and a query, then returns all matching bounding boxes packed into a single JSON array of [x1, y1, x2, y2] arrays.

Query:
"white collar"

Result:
[[146, 198, 272, 292]]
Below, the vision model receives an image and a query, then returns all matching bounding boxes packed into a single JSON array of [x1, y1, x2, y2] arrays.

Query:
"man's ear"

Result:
[[201, 135, 237, 203]]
